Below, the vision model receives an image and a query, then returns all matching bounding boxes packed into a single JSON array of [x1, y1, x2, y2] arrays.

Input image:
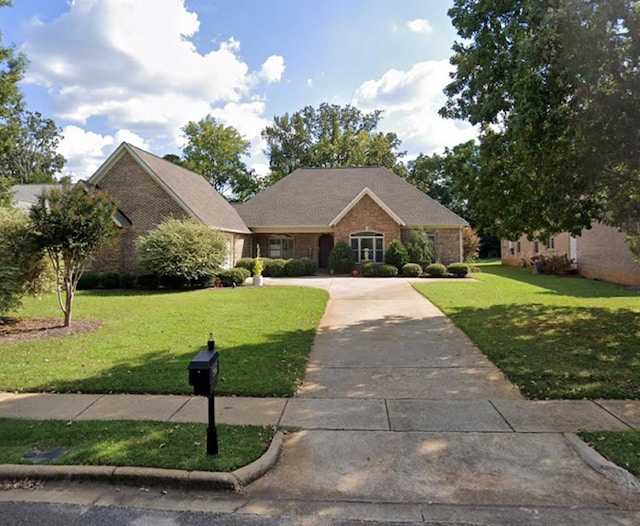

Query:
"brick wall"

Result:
[[334, 194, 401, 250], [432, 228, 463, 265], [91, 152, 189, 273]]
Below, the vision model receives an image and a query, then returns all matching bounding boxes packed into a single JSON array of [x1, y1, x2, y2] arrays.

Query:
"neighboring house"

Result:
[[501, 223, 640, 285], [10, 184, 61, 210], [87, 142, 252, 273], [237, 167, 468, 267]]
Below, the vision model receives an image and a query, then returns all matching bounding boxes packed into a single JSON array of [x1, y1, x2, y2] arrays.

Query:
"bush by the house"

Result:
[[329, 241, 356, 274], [404, 230, 437, 268], [136, 218, 228, 288], [384, 239, 409, 269], [136, 274, 159, 290], [284, 258, 307, 277], [119, 273, 135, 289], [235, 258, 256, 275], [462, 226, 481, 261], [77, 272, 101, 290], [447, 263, 470, 277], [425, 263, 447, 277], [263, 258, 286, 277], [300, 257, 318, 275], [378, 264, 398, 277], [101, 272, 121, 289], [530, 253, 573, 275], [360, 262, 379, 277], [218, 267, 250, 287], [402, 263, 422, 277]]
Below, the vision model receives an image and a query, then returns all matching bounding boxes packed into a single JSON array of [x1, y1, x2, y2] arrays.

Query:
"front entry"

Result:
[[318, 234, 334, 269]]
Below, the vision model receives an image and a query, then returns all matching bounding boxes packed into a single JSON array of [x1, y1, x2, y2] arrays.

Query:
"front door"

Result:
[[318, 234, 334, 269]]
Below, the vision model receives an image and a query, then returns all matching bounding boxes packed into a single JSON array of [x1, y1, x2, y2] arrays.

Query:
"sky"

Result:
[[0, 0, 476, 181]]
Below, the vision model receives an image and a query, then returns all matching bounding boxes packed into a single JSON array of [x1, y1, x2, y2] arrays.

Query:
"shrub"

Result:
[[447, 263, 470, 277], [101, 272, 121, 289], [136, 274, 159, 289], [136, 218, 227, 287], [235, 258, 256, 275], [462, 226, 482, 261], [425, 263, 447, 277], [402, 263, 422, 277], [284, 258, 307, 277], [360, 262, 379, 277], [77, 272, 101, 290], [378, 264, 398, 277], [300, 257, 318, 275], [263, 258, 286, 277], [404, 230, 437, 268], [119, 274, 135, 289], [329, 241, 356, 274], [530, 253, 573, 275], [384, 239, 409, 269], [218, 268, 250, 287]]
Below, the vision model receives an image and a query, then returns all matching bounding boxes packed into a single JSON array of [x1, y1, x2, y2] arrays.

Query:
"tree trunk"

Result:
[[64, 274, 73, 327]]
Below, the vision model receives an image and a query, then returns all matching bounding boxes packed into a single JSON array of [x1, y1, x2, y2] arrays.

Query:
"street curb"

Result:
[[565, 432, 640, 491], [0, 431, 283, 492]]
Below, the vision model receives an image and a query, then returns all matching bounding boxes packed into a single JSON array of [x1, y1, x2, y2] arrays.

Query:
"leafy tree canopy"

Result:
[[181, 115, 261, 201], [262, 103, 407, 183], [441, 0, 640, 257]]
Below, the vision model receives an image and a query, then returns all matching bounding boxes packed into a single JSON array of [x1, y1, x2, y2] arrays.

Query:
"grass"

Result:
[[0, 286, 328, 397], [580, 431, 640, 477], [414, 263, 640, 399], [0, 418, 272, 472]]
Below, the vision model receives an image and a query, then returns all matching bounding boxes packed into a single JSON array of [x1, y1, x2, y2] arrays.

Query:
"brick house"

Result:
[[88, 144, 467, 273], [237, 167, 468, 267], [88, 142, 252, 273], [501, 224, 640, 285]]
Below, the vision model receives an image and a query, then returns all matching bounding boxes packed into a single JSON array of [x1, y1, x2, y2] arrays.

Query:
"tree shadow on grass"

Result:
[[481, 265, 639, 299], [446, 302, 640, 399]]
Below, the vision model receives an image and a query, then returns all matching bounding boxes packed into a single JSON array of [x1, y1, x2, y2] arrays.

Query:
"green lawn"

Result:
[[414, 263, 640, 399], [580, 431, 640, 477], [0, 286, 328, 397], [0, 418, 272, 472]]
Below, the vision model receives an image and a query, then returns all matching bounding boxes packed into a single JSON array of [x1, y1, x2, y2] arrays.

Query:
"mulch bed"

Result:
[[0, 317, 102, 345]]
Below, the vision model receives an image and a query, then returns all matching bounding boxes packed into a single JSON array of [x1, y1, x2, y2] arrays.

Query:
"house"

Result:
[[501, 223, 640, 285], [86, 144, 468, 273], [10, 184, 61, 210], [237, 167, 468, 267], [87, 142, 252, 273]]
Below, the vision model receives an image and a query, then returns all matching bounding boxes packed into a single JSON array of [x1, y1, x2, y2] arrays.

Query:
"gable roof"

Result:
[[88, 143, 251, 234], [11, 184, 62, 210], [237, 167, 468, 229]]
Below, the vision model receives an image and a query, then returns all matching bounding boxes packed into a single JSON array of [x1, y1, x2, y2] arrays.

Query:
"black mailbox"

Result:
[[188, 350, 219, 396]]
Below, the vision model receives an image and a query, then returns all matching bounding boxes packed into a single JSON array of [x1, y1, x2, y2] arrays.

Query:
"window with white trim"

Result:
[[268, 234, 294, 259], [350, 231, 384, 263]]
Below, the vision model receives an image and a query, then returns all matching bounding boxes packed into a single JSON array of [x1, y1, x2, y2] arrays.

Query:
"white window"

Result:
[[350, 231, 384, 263], [268, 234, 294, 259]]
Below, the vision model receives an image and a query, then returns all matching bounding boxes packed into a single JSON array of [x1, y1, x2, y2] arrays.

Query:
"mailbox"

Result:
[[188, 350, 219, 396]]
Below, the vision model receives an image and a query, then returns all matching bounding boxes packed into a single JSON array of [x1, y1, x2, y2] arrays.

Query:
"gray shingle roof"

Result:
[[11, 184, 62, 210], [237, 167, 467, 228], [93, 143, 251, 234]]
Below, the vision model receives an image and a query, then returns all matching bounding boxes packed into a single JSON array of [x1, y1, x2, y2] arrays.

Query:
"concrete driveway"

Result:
[[247, 276, 640, 514]]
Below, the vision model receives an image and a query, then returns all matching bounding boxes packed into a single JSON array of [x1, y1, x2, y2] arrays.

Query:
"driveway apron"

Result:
[[246, 277, 639, 510]]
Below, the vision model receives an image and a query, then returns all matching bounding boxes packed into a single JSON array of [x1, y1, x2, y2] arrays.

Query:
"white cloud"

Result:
[[407, 18, 433, 35], [353, 60, 477, 156], [22, 0, 285, 171], [207, 101, 270, 156], [58, 125, 149, 181], [307, 78, 314, 88]]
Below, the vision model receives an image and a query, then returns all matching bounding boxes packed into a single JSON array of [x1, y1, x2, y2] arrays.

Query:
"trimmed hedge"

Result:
[[378, 264, 398, 277], [360, 263, 398, 277], [402, 263, 422, 277], [300, 257, 318, 275], [101, 272, 121, 289], [77, 272, 101, 290], [329, 241, 356, 274], [284, 258, 307, 277], [264, 258, 286, 277], [137, 274, 159, 289], [447, 263, 470, 277], [218, 268, 250, 287], [235, 258, 256, 275], [425, 263, 447, 277]]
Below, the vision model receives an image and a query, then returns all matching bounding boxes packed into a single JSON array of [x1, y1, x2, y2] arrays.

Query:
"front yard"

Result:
[[0, 286, 329, 397], [414, 263, 640, 400]]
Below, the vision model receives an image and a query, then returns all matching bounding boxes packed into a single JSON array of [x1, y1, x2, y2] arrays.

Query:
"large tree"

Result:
[[262, 103, 406, 183], [30, 184, 121, 327], [441, 0, 640, 256], [181, 116, 260, 201]]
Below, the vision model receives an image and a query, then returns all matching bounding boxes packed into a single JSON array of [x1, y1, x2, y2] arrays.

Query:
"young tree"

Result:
[[262, 103, 407, 183], [404, 230, 437, 269], [181, 116, 261, 201], [136, 218, 228, 288], [30, 184, 121, 327], [441, 0, 640, 258]]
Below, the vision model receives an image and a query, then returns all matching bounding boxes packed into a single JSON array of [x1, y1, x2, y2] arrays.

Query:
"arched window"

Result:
[[268, 234, 295, 259], [350, 231, 383, 263]]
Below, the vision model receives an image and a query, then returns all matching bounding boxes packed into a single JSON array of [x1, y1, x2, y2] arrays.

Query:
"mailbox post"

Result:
[[188, 335, 220, 456]]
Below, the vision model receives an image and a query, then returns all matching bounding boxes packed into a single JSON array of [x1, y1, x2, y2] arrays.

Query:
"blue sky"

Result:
[[0, 0, 475, 180]]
